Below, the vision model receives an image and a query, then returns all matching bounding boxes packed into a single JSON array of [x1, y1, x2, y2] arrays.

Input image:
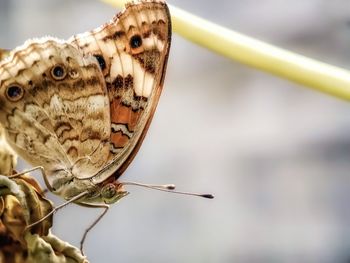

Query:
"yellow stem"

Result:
[[103, 0, 350, 100]]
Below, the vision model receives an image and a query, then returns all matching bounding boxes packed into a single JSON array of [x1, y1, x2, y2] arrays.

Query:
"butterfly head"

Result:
[[100, 182, 129, 204], [81, 177, 129, 204]]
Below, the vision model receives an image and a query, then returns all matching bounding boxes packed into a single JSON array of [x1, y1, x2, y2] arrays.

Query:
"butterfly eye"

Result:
[[94, 54, 106, 71], [101, 184, 116, 199], [101, 183, 129, 204], [130, 34, 142, 49], [51, 65, 67, 80], [5, 84, 24, 101]]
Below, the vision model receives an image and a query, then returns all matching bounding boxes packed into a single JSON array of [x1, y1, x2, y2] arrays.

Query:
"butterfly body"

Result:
[[0, 0, 171, 205]]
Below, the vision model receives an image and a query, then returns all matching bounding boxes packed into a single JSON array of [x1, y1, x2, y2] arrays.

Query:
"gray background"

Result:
[[1, 0, 350, 262]]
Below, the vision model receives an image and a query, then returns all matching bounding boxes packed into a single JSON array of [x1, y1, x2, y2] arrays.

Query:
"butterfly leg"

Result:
[[78, 203, 110, 255], [8, 166, 45, 178], [25, 190, 89, 230], [10, 166, 50, 194]]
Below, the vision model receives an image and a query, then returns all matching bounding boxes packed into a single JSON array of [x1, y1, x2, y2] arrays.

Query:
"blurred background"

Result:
[[1, 0, 350, 262]]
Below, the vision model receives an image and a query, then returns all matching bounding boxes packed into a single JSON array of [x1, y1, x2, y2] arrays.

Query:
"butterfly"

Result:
[[0, 0, 171, 208], [0, 0, 213, 254]]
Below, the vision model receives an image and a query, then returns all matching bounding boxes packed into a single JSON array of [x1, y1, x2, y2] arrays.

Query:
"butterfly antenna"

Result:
[[120, 182, 214, 199]]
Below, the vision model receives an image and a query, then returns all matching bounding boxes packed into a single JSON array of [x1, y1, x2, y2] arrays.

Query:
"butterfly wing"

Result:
[[69, 0, 171, 183], [0, 39, 111, 189], [0, 49, 10, 61]]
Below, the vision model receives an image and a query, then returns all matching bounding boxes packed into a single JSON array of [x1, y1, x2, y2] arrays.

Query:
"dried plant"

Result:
[[0, 128, 88, 263]]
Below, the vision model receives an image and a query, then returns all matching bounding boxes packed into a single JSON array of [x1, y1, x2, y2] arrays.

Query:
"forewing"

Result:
[[0, 39, 111, 184], [0, 49, 10, 61], [69, 0, 171, 182]]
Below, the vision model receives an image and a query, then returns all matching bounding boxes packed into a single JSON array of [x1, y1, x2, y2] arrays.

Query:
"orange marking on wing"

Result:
[[111, 131, 129, 148], [110, 98, 143, 132]]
